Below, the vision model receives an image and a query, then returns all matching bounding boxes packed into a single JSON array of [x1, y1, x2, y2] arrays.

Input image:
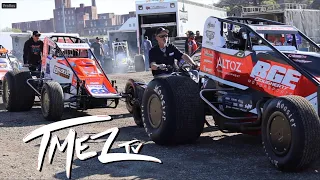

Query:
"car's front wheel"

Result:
[[262, 95, 320, 171]]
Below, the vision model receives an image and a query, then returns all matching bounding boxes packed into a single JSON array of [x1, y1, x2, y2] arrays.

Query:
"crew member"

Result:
[[188, 31, 198, 56], [143, 36, 152, 71], [23, 31, 44, 71], [90, 37, 105, 65], [149, 27, 198, 77]]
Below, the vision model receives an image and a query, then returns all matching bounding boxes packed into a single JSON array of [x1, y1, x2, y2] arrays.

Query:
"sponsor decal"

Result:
[[203, 65, 213, 74], [146, 5, 167, 10], [53, 65, 70, 79], [56, 43, 90, 49], [207, 22, 215, 29], [216, 58, 242, 73], [288, 54, 307, 59], [88, 85, 109, 94], [204, 49, 214, 58], [292, 59, 312, 63], [235, 51, 245, 58], [250, 60, 301, 90], [205, 30, 215, 40]]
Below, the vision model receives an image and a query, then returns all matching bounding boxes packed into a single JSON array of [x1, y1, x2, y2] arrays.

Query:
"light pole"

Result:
[[61, 0, 66, 33]]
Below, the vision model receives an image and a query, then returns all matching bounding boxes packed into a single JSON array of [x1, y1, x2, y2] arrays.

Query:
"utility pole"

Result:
[[61, 0, 66, 33]]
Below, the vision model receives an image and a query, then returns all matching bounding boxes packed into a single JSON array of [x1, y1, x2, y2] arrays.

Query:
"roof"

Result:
[[118, 17, 137, 31]]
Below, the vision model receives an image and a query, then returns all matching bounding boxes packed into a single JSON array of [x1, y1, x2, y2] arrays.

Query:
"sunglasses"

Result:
[[158, 34, 168, 38]]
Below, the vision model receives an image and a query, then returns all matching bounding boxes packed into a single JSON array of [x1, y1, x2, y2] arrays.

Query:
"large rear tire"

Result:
[[141, 76, 205, 145], [2, 71, 35, 111], [41, 81, 64, 121], [262, 95, 320, 171], [134, 55, 145, 72]]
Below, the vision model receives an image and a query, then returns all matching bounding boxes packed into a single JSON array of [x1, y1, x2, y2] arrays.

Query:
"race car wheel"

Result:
[[134, 55, 145, 72], [141, 76, 205, 145], [41, 81, 64, 121], [125, 78, 144, 114], [262, 95, 320, 171], [132, 101, 143, 127], [3, 71, 35, 111]]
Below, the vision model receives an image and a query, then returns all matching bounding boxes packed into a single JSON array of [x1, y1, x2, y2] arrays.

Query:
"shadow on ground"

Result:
[[53, 125, 320, 180]]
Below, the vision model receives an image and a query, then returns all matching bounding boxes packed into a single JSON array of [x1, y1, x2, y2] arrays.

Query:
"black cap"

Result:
[[33, 31, 41, 36], [189, 31, 195, 36], [156, 27, 169, 35], [96, 37, 100, 40]]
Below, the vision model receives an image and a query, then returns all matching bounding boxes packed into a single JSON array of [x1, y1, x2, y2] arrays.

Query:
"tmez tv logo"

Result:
[[250, 61, 301, 90]]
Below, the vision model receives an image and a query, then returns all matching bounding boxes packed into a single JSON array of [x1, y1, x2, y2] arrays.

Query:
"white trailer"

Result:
[[135, 0, 227, 53], [10, 32, 79, 62]]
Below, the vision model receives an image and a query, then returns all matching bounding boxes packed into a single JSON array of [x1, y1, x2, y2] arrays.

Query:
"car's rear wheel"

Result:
[[2, 71, 35, 111], [41, 81, 64, 121], [141, 76, 205, 145], [262, 95, 320, 171]]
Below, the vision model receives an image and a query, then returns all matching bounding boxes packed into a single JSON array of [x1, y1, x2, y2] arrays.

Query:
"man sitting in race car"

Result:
[[23, 31, 44, 71], [149, 27, 198, 77]]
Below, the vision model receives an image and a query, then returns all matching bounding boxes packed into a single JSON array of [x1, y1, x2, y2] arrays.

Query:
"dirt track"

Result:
[[0, 71, 319, 180]]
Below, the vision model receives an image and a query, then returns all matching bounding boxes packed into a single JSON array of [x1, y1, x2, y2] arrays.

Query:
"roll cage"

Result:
[[46, 35, 114, 87], [210, 16, 320, 86]]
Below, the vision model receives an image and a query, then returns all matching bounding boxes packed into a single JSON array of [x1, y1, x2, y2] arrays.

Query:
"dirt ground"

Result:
[[0, 71, 319, 180]]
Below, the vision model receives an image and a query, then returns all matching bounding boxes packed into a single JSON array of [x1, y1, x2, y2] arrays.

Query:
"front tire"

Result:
[[41, 81, 64, 121], [262, 95, 320, 171], [141, 76, 205, 145]]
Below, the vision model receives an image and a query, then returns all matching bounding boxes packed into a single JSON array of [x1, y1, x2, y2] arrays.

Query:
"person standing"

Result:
[[23, 31, 44, 71], [195, 30, 202, 46], [188, 31, 198, 56], [90, 37, 105, 65], [143, 36, 152, 71], [184, 31, 190, 54]]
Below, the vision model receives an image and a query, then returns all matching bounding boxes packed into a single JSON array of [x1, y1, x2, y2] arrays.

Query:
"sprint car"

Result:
[[0, 48, 20, 95], [2, 36, 122, 121], [129, 16, 320, 172]]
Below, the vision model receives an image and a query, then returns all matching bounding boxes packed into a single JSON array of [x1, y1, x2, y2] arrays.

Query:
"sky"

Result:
[[0, 0, 220, 30]]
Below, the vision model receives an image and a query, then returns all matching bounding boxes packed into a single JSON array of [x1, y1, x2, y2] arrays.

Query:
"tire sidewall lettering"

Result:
[[262, 97, 305, 168], [141, 79, 175, 141]]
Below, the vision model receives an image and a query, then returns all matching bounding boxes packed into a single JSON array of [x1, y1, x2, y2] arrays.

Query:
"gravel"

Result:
[[0, 71, 319, 180]]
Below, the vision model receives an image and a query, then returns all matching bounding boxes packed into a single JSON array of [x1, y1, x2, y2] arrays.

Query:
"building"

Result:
[[12, 18, 55, 33], [12, 0, 135, 36], [84, 11, 136, 36], [54, 0, 71, 9]]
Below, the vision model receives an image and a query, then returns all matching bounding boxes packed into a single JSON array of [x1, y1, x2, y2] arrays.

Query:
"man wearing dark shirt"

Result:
[[149, 27, 197, 77], [23, 31, 44, 71], [90, 37, 105, 65]]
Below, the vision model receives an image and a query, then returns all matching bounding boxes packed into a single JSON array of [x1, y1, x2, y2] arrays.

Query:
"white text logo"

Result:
[[216, 57, 242, 73], [23, 116, 162, 179], [250, 61, 301, 90]]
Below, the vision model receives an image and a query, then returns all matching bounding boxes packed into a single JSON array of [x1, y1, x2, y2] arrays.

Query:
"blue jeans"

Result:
[[144, 53, 149, 71]]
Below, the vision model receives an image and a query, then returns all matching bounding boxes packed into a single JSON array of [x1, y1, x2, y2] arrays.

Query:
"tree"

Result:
[[0, 27, 22, 32]]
